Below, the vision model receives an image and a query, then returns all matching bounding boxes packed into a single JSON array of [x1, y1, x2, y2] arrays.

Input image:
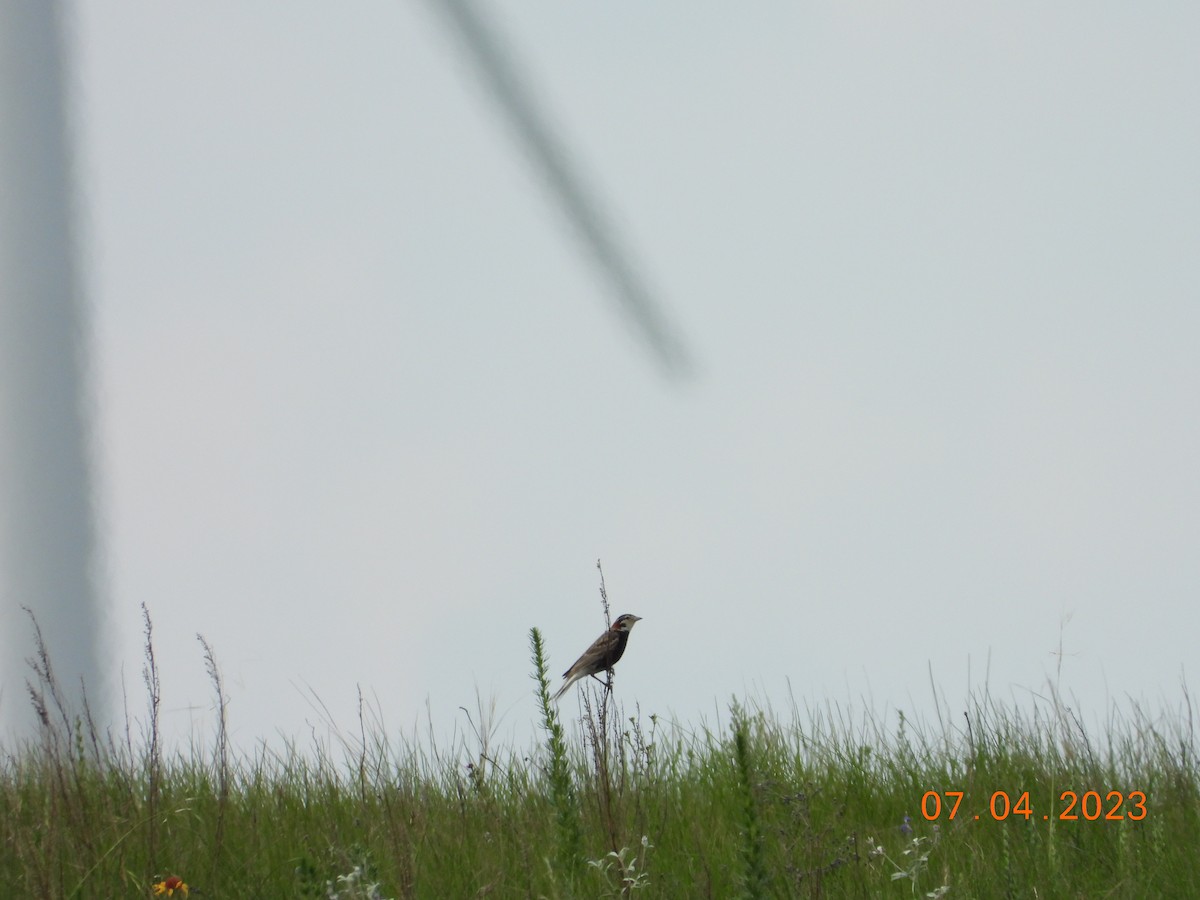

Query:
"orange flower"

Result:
[[151, 875, 189, 896]]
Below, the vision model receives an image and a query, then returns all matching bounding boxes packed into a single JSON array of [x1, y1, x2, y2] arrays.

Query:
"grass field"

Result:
[[2, 609, 1197, 898]]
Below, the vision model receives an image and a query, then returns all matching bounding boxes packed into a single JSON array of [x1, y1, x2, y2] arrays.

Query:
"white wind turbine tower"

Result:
[[0, 0, 107, 738], [0, 0, 691, 740]]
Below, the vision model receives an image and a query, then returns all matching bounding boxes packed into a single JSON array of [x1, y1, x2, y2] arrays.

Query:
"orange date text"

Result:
[[920, 790, 1146, 822]]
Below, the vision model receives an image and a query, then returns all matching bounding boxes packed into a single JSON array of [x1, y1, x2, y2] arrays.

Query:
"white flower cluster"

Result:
[[326, 866, 394, 900]]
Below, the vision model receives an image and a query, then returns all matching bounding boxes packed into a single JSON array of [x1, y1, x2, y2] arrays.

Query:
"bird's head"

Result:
[[612, 614, 642, 632]]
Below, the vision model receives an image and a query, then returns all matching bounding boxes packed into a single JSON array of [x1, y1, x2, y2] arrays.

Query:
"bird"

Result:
[[551, 614, 643, 702]]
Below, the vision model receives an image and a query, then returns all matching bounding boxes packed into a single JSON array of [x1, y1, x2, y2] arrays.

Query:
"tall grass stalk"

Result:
[[197, 633, 230, 894], [139, 604, 162, 880]]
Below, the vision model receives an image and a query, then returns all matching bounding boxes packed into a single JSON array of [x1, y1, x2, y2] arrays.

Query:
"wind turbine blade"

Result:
[[428, 0, 694, 377]]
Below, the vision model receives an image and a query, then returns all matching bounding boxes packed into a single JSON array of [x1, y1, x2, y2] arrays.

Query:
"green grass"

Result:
[[2, 610, 1197, 898]]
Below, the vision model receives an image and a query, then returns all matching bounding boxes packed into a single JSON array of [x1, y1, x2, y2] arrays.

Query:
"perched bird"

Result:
[[552, 614, 643, 702]]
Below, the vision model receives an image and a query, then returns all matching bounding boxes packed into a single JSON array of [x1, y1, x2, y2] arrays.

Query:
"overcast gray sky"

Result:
[[47, 1, 1200, 749]]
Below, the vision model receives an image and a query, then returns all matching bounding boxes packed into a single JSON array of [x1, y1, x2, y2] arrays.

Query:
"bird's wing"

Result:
[[553, 629, 621, 702], [564, 630, 617, 678], [568, 633, 614, 676]]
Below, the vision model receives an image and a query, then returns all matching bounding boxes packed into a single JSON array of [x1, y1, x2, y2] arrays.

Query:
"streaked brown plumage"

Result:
[[551, 614, 642, 702]]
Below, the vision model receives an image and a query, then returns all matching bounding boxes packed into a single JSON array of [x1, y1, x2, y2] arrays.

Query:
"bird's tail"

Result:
[[550, 674, 578, 704]]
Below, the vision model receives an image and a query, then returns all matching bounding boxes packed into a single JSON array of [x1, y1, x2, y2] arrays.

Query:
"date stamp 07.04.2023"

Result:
[[921, 790, 1147, 822]]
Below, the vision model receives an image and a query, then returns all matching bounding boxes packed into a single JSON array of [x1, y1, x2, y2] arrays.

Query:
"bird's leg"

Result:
[[586, 669, 615, 693]]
